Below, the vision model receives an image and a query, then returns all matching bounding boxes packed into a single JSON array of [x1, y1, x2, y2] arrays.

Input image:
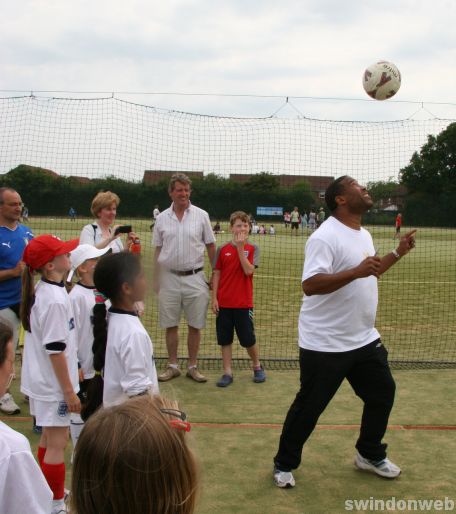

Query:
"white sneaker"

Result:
[[273, 467, 296, 488], [354, 452, 401, 478], [51, 499, 67, 514], [0, 393, 20, 415]]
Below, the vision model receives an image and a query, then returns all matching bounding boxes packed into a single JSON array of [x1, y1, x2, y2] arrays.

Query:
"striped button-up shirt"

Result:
[[153, 202, 215, 271]]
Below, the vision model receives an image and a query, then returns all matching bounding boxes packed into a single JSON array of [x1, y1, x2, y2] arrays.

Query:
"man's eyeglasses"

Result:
[[160, 408, 191, 432]]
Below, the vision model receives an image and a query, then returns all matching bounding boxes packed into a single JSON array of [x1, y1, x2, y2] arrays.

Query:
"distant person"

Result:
[[0, 187, 34, 415], [0, 320, 53, 514], [301, 212, 308, 232], [283, 212, 291, 228], [212, 211, 265, 387], [72, 395, 198, 514], [259, 225, 266, 235], [213, 221, 222, 234], [318, 207, 326, 227], [150, 204, 160, 231], [273, 176, 417, 488], [21, 205, 29, 222], [308, 209, 317, 232], [153, 173, 216, 383], [69, 207, 77, 221], [290, 207, 300, 236], [394, 213, 402, 239], [251, 222, 259, 234], [269, 225, 276, 235]]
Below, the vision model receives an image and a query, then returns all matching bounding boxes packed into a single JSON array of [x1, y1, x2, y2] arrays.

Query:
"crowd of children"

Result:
[[0, 205, 270, 513]]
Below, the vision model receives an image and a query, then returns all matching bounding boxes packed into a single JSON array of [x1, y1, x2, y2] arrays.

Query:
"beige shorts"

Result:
[[29, 398, 71, 427], [158, 271, 210, 330], [0, 307, 20, 352]]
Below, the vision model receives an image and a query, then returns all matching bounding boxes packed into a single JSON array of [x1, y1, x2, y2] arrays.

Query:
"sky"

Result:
[[1, 0, 456, 120]]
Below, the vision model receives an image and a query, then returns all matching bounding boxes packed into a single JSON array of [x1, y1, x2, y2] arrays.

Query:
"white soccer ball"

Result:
[[362, 61, 401, 101]]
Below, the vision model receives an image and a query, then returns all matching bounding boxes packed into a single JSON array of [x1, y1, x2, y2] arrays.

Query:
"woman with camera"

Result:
[[79, 191, 137, 253]]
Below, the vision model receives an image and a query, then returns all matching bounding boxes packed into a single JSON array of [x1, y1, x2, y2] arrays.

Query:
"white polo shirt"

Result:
[[299, 216, 380, 352], [79, 222, 124, 254], [0, 422, 52, 514], [153, 202, 215, 271], [21, 279, 79, 401], [103, 309, 159, 407], [69, 283, 96, 379]]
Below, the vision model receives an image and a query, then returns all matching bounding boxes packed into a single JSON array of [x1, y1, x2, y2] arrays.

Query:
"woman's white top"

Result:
[[79, 221, 124, 253]]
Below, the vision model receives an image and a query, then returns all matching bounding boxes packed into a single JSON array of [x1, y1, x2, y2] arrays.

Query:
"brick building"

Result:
[[143, 170, 204, 185]]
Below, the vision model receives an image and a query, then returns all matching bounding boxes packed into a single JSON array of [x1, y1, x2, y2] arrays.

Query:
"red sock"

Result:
[[37, 446, 46, 468], [41, 462, 65, 500]]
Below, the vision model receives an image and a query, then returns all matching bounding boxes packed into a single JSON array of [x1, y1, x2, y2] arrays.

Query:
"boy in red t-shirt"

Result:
[[212, 211, 265, 387], [394, 213, 402, 239]]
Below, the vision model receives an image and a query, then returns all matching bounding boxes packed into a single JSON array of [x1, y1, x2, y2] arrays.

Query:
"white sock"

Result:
[[168, 363, 179, 369], [70, 413, 85, 449]]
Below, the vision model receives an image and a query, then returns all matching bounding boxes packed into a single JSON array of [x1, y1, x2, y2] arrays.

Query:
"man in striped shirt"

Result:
[[153, 174, 216, 383]]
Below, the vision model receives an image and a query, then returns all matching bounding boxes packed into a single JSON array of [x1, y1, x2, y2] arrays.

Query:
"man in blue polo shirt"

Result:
[[0, 187, 34, 414]]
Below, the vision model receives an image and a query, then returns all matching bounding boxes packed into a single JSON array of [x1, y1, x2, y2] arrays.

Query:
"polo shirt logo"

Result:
[[244, 250, 249, 257], [1, 242, 11, 248]]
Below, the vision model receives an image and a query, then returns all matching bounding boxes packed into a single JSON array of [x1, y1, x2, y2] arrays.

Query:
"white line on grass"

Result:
[[255, 274, 456, 285]]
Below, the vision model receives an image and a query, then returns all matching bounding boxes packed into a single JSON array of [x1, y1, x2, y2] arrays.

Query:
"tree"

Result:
[[399, 122, 456, 226], [287, 180, 314, 210], [400, 122, 456, 195], [367, 180, 400, 203], [245, 172, 280, 192]]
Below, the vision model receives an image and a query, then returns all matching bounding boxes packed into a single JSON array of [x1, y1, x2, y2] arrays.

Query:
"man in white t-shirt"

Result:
[[273, 176, 417, 488]]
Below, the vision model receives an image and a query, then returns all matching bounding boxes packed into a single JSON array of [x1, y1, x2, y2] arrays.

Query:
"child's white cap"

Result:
[[67, 244, 110, 281]]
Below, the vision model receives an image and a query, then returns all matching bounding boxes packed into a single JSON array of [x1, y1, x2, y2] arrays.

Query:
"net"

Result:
[[1, 95, 455, 369]]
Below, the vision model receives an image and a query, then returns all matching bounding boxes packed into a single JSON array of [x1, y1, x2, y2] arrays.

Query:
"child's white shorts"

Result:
[[29, 398, 71, 427]]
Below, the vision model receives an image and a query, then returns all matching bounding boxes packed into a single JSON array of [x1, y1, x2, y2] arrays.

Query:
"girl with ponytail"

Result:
[[82, 252, 158, 421], [20, 234, 80, 514]]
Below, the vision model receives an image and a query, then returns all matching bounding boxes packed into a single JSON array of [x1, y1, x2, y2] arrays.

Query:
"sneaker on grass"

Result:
[[253, 367, 266, 383], [186, 366, 207, 383], [0, 392, 20, 415], [216, 374, 233, 388], [354, 452, 401, 478], [158, 365, 181, 382], [273, 467, 295, 488]]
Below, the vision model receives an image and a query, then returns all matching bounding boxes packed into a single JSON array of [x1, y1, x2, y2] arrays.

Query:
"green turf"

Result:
[[5, 368, 456, 514], [24, 216, 456, 367]]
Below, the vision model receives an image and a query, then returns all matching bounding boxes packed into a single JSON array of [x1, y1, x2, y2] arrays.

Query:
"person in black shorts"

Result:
[[290, 207, 300, 235], [211, 211, 265, 387]]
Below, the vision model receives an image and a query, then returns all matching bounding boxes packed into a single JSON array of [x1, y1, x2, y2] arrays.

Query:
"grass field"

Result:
[[6, 368, 456, 514], [25, 216, 456, 367], [5, 216, 456, 513]]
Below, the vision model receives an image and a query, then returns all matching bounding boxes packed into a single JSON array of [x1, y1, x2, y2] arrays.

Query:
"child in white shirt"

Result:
[[68, 244, 110, 450], [0, 319, 53, 514], [82, 252, 158, 420], [20, 234, 80, 514]]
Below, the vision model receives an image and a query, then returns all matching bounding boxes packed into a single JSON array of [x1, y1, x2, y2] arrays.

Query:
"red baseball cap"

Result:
[[23, 235, 79, 271]]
